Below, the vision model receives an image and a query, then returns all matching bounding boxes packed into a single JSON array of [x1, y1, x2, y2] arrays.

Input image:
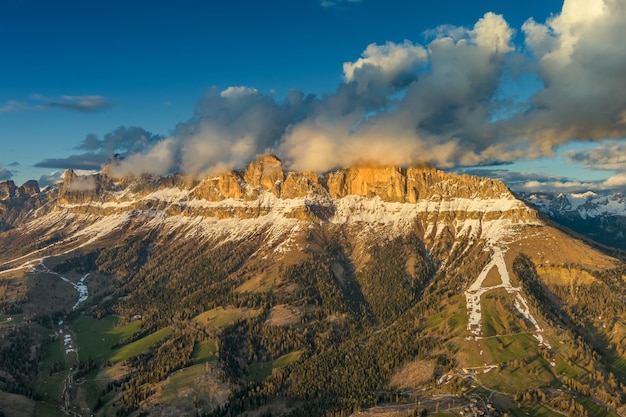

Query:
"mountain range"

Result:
[[1, 155, 626, 417], [519, 191, 626, 250]]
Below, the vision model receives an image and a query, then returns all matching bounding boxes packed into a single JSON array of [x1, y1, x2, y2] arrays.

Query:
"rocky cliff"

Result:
[[0, 154, 539, 235], [54, 154, 517, 204]]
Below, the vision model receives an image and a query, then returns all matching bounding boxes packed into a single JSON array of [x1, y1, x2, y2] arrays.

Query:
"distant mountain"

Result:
[[1, 155, 626, 417], [519, 191, 626, 250]]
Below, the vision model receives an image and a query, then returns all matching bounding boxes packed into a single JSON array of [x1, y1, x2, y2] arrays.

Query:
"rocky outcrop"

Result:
[[0, 180, 18, 200], [325, 166, 407, 202], [0, 154, 539, 231], [0, 179, 52, 231], [323, 165, 512, 203], [51, 154, 518, 207], [18, 180, 40, 198], [193, 171, 249, 201], [281, 171, 324, 199], [0, 179, 42, 203], [59, 170, 100, 204], [244, 154, 284, 197]]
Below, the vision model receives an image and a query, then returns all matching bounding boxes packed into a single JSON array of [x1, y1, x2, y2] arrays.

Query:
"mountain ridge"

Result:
[[520, 190, 626, 250], [1, 155, 625, 417]]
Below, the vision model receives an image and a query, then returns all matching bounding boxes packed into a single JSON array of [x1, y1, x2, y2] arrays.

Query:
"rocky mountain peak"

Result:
[[58, 169, 100, 204], [243, 154, 285, 197], [0, 180, 18, 200], [19, 180, 40, 197], [0, 179, 41, 200], [51, 154, 518, 207]]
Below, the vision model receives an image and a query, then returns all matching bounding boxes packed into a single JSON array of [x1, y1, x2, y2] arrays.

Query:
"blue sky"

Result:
[[2, 0, 626, 194]]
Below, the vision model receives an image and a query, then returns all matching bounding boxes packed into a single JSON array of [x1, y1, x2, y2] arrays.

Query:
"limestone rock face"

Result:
[[244, 154, 284, 197], [405, 167, 511, 201], [59, 170, 99, 204], [7, 154, 528, 220], [325, 166, 408, 202], [48, 155, 518, 209], [1, 154, 542, 236], [193, 171, 249, 201], [18, 180, 40, 198], [322, 165, 512, 203], [281, 171, 323, 199], [0, 179, 51, 230], [1, 179, 44, 202], [0, 180, 18, 200]]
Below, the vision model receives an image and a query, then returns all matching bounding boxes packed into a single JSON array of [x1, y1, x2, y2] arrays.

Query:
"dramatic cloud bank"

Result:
[[40, 0, 626, 190], [513, 0, 626, 149], [36, 126, 164, 171]]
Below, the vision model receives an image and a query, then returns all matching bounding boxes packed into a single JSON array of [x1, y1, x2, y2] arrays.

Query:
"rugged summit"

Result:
[[1, 155, 624, 417], [1, 154, 536, 229], [521, 191, 626, 250]]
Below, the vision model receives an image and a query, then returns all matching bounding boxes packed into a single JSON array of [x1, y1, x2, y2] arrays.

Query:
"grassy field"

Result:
[[194, 306, 261, 329], [72, 315, 168, 363], [193, 340, 217, 364], [422, 295, 467, 337], [477, 359, 555, 393], [73, 316, 137, 362], [33, 336, 66, 401], [0, 313, 24, 329], [248, 351, 304, 383], [578, 397, 621, 417], [249, 362, 274, 383], [156, 363, 230, 415], [273, 350, 303, 368], [481, 289, 529, 337], [0, 391, 35, 417], [111, 326, 172, 362], [481, 333, 537, 364], [508, 404, 566, 417], [34, 315, 171, 413], [33, 401, 67, 417]]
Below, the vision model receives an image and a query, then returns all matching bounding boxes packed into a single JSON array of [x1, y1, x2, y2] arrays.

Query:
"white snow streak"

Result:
[[464, 246, 551, 350]]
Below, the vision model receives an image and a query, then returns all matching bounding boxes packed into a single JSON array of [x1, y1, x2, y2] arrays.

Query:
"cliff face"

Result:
[[0, 154, 539, 232], [0, 179, 47, 231], [51, 154, 517, 206], [0, 179, 40, 200]]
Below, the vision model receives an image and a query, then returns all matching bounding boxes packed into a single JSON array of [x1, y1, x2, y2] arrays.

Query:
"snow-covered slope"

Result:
[[524, 191, 626, 219], [0, 154, 544, 270]]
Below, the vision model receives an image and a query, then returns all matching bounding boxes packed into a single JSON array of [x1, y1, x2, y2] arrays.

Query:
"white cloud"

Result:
[[0, 100, 31, 113], [343, 40, 427, 90], [108, 138, 178, 178], [471, 12, 515, 54], [55, 1, 626, 196], [522, 179, 598, 193], [565, 141, 626, 171], [0, 167, 13, 181], [601, 173, 626, 189], [514, 0, 626, 148], [220, 86, 259, 98]]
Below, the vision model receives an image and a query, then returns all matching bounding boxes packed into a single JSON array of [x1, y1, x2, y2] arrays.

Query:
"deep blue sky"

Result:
[[2, 0, 625, 193]]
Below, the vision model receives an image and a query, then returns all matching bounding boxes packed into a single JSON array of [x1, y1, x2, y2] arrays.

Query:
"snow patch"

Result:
[[464, 246, 551, 350]]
